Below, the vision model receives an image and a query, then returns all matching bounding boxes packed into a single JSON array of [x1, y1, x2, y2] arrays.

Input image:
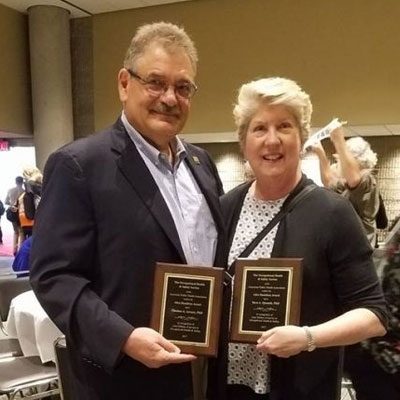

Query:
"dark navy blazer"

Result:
[[30, 118, 226, 400]]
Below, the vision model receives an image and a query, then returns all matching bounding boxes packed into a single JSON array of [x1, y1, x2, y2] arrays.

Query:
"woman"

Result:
[[18, 167, 42, 244], [310, 131, 380, 247], [208, 77, 387, 400]]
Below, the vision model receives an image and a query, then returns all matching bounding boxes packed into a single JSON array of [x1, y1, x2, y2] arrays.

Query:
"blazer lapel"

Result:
[[112, 126, 186, 262]]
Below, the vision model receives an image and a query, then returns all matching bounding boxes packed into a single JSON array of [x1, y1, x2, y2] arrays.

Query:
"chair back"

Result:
[[54, 336, 75, 400], [0, 276, 30, 356], [0, 256, 14, 277], [0, 276, 31, 321]]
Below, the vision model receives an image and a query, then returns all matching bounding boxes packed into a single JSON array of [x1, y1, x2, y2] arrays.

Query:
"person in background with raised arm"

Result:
[[309, 130, 385, 399], [309, 131, 380, 247]]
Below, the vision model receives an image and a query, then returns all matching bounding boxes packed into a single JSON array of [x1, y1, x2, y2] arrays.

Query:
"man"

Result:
[[310, 127, 380, 246], [30, 22, 225, 400], [4, 176, 24, 254]]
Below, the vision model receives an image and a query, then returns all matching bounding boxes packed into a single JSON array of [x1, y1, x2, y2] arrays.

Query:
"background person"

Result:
[[308, 131, 384, 396], [4, 176, 24, 254], [344, 216, 400, 400], [309, 131, 380, 247], [208, 77, 387, 400], [11, 235, 32, 277], [17, 167, 43, 245], [0, 199, 4, 244], [30, 22, 225, 400]]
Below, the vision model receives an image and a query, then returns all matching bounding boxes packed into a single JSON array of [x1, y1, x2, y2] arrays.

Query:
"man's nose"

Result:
[[160, 86, 178, 106]]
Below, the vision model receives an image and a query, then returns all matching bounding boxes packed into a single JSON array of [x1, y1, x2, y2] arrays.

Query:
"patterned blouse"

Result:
[[227, 188, 286, 393]]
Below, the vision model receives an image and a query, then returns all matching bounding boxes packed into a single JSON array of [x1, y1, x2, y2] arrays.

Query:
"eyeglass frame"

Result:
[[126, 69, 198, 99]]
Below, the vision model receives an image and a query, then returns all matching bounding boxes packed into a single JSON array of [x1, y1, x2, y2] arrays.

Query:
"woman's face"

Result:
[[243, 103, 302, 184]]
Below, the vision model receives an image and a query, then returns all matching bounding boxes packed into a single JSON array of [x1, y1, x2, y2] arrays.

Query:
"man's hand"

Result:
[[122, 327, 196, 368]]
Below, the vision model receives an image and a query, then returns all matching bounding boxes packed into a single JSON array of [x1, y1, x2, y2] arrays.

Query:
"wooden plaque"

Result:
[[230, 258, 303, 343], [150, 262, 224, 356]]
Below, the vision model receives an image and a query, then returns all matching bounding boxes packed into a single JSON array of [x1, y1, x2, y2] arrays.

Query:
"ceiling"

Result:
[[0, 0, 192, 18]]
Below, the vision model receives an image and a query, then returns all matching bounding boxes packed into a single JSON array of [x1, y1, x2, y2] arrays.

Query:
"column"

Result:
[[28, 5, 73, 172]]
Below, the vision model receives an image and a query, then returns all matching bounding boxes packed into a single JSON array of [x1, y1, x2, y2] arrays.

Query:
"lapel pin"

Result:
[[192, 155, 200, 165]]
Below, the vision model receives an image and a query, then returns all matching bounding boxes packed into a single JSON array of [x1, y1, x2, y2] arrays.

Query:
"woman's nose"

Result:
[[263, 129, 280, 144]]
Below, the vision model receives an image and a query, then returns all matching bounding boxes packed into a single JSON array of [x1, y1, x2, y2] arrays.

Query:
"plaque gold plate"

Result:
[[151, 262, 224, 356], [230, 258, 303, 343]]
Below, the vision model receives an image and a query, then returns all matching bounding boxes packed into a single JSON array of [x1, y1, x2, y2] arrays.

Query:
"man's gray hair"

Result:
[[233, 77, 313, 147], [123, 21, 198, 73]]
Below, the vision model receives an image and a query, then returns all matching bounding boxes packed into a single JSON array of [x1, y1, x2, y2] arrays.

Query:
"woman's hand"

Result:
[[256, 325, 308, 358], [308, 141, 326, 156]]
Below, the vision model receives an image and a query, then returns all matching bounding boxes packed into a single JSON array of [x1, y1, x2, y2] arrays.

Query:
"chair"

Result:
[[0, 256, 15, 277], [0, 277, 59, 399], [0, 276, 31, 322], [0, 357, 59, 399], [0, 276, 31, 359], [54, 336, 75, 400]]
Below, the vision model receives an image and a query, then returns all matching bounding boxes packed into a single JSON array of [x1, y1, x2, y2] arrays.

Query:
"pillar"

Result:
[[28, 5, 74, 172]]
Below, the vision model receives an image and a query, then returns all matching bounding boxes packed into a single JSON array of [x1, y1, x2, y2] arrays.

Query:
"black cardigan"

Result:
[[208, 175, 387, 400]]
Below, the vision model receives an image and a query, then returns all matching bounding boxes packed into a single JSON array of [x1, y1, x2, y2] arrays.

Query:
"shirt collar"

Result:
[[121, 111, 187, 169]]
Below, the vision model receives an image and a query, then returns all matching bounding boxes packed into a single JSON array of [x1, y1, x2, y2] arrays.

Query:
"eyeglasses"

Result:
[[127, 69, 197, 99]]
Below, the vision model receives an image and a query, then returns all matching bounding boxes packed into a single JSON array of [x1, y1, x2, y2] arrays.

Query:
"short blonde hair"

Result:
[[233, 77, 313, 147], [123, 21, 198, 73]]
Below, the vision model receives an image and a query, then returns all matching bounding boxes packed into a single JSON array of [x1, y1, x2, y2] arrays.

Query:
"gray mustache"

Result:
[[152, 104, 180, 116]]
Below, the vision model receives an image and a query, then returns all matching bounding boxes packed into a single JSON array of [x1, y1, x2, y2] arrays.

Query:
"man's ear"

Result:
[[118, 68, 130, 102]]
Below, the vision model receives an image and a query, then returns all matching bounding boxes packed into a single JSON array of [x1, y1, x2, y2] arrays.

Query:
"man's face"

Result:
[[118, 42, 195, 151]]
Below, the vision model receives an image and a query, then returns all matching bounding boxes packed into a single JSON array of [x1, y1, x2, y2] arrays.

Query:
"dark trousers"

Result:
[[227, 385, 268, 400], [21, 226, 33, 240]]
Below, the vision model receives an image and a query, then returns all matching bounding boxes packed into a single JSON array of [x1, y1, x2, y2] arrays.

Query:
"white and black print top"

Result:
[[227, 188, 286, 394]]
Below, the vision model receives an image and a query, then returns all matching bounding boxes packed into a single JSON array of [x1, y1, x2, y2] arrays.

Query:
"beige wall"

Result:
[[92, 0, 400, 133], [1, 0, 399, 136], [0, 4, 31, 136], [1, 0, 399, 240]]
